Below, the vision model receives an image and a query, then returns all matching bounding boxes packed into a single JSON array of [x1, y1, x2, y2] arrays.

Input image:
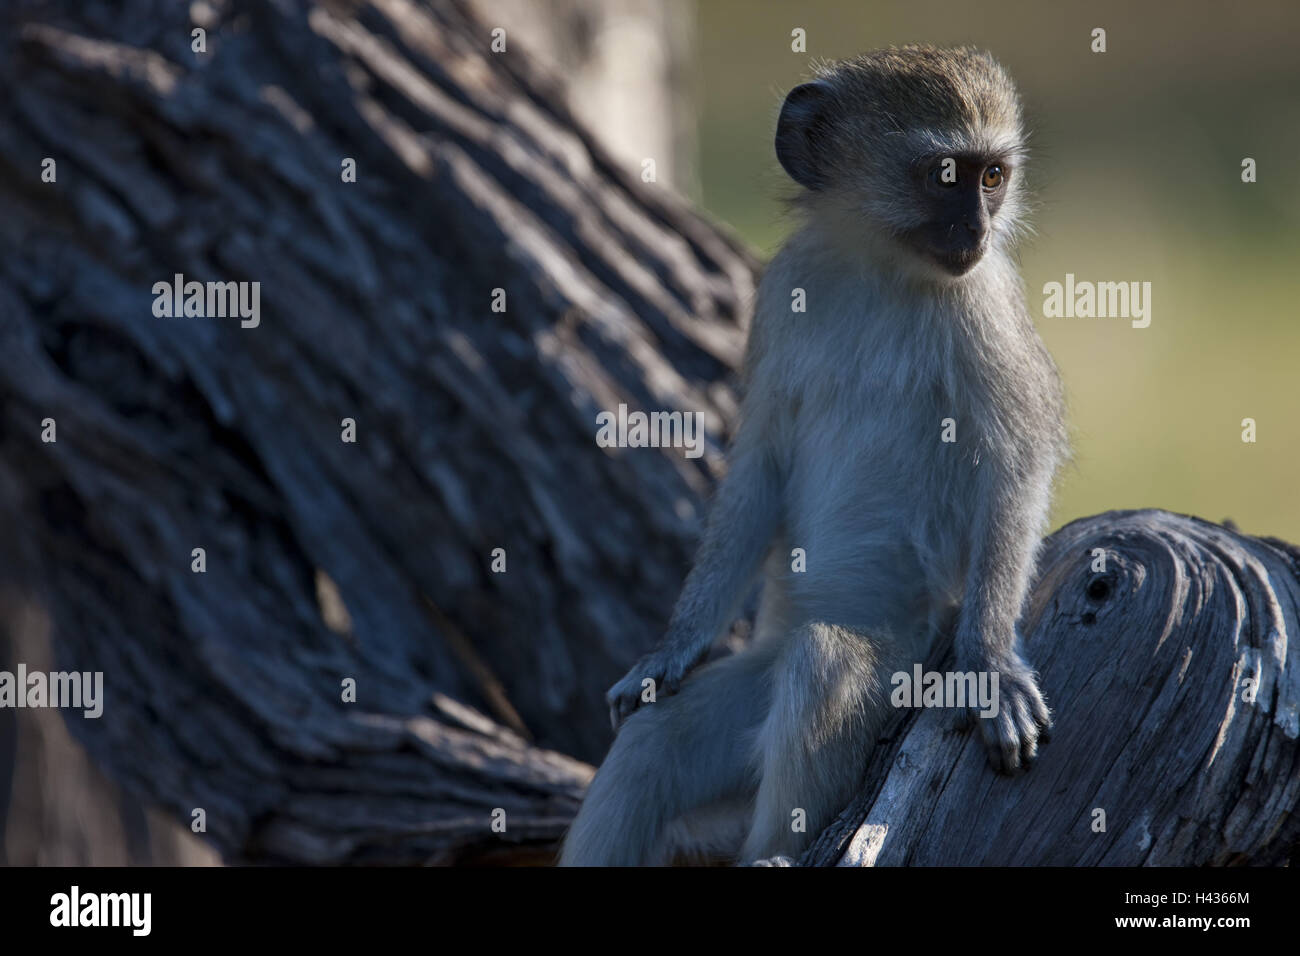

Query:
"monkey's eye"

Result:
[[982, 165, 1005, 189], [927, 163, 959, 189]]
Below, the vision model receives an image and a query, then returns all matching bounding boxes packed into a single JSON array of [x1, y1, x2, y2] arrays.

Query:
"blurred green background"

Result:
[[690, 0, 1300, 540]]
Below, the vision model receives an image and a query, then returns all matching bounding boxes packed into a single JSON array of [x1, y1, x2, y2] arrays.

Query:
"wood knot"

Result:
[[1086, 575, 1114, 602]]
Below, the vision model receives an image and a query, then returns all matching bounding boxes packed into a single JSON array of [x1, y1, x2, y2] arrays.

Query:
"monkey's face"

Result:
[[774, 47, 1028, 283], [896, 154, 1013, 276]]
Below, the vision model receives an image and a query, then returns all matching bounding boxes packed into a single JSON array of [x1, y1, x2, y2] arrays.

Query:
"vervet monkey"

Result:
[[561, 46, 1068, 866]]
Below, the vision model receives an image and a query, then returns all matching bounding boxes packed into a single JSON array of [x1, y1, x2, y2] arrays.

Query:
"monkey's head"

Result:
[[776, 46, 1027, 281]]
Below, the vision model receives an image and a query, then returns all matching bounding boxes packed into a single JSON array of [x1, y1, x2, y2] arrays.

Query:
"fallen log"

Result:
[[802, 509, 1300, 866]]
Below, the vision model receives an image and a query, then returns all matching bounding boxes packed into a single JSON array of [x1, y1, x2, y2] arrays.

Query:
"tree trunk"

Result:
[[0, 0, 754, 865], [800, 510, 1300, 867], [464, 0, 699, 194], [0, 1, 1294, 868]]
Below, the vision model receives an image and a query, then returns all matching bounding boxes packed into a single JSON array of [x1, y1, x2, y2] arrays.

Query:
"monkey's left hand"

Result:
[[959, 648, 1053, 774], [605, 643, 704, 730]]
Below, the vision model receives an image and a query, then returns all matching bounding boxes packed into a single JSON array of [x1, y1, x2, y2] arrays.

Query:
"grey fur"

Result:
[[561, 46, 1068, 867]]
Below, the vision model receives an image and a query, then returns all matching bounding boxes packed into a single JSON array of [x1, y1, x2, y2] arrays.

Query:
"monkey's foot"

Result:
[[963, 652, 1052, 774]]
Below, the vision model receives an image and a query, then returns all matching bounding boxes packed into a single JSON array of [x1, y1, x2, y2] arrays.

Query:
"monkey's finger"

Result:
[[1021, 690, 1052, 747], [606, 683, 636, 731], [607, 694, 626, 731], [1036, 710, 1053, 744], [990, 739, 1020, 775], [988, 710, 1023, 774], [1025, 684, 1053, 730], [615, 693, 641, 729], [1012, 697, 1040, 768], [1019, 734, 1039, 769]]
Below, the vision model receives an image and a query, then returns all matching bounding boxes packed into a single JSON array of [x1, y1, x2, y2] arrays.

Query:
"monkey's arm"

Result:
[[954, 458, 1054, 773], [606, 434, 783, 728]]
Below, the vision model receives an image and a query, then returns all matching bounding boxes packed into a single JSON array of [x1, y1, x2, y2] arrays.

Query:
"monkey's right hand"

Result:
[[605, 646, 701, 730]]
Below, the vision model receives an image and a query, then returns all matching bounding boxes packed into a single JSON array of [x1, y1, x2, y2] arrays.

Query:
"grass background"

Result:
[[688, 0, 1300, 540]]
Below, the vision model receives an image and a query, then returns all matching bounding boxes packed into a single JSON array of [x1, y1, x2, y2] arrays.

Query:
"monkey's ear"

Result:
[[776, 81, 834, 190]]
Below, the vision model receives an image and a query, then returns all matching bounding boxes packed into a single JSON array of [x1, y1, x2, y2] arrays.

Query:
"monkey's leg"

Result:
[[740, 622, 890, 863], [560, 643, 776, 866]]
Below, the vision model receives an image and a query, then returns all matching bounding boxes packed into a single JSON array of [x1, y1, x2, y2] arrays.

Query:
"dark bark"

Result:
[[0, 0, 754, 864], [801, 510, 1300, 867], [0, 1, 1294, 868]]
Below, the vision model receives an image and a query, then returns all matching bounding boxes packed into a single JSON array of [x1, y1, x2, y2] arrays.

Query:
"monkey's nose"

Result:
[[962, 221, 989, 249]]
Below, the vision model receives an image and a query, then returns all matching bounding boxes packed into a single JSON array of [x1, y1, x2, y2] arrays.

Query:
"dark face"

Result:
[[900, 154, 1010, 276]]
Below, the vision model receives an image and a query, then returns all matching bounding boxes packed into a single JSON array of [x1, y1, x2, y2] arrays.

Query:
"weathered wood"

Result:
[[1, 0, 1295, 869], [802, 509, 1300, 866], [0, 0, 754, 864]]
